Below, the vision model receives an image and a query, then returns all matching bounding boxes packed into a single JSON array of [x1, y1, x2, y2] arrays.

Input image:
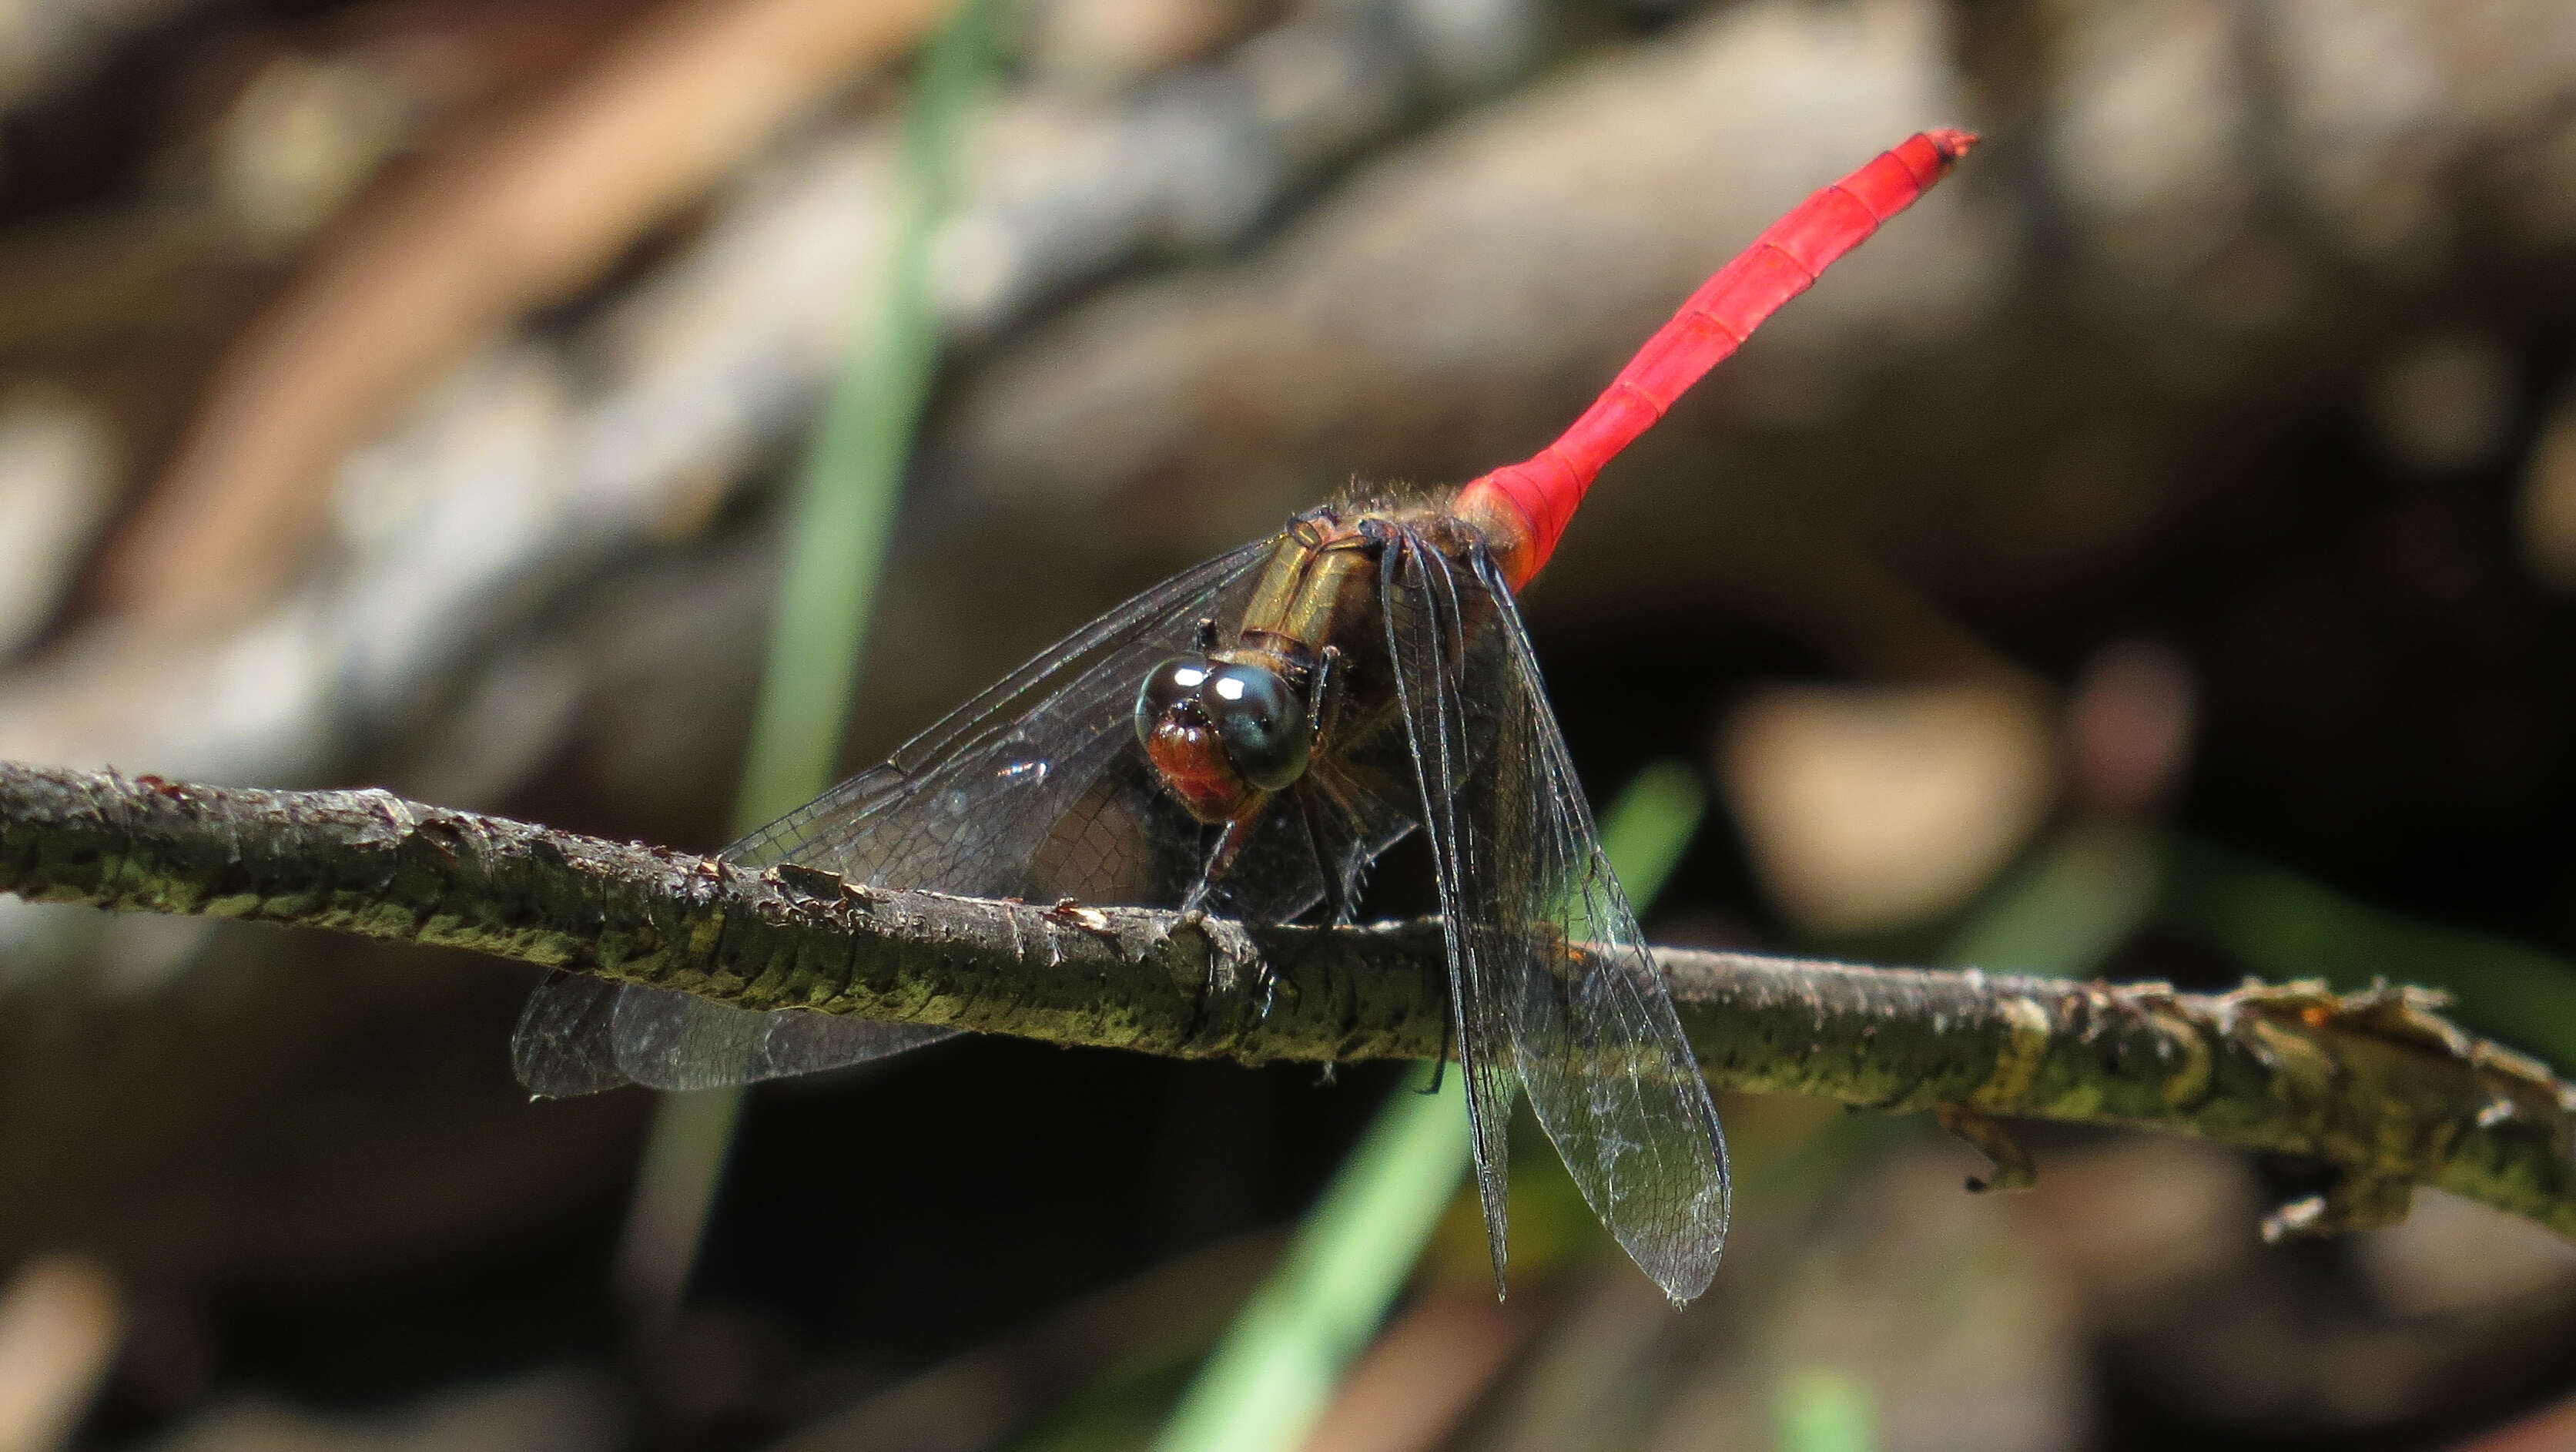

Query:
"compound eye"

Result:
[[1204, 662, 1310, 791], [1135, 656, 1214, 749]]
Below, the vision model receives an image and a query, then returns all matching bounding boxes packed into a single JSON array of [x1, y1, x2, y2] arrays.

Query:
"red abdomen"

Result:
[[1455, 129, 1976, 590]]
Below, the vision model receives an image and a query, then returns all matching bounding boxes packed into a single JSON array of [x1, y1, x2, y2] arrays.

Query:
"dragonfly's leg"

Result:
[[1178, 820, 1228, 916], [1421, 994, 1453, 1094], [1184, 810, 1286, 1017], [1181, 808, 1264, 911], [1193, 616, 1220, 652], [1307, 645, 1345, 747], [1291, 642, 1358, 927], [1180, 823, 1278, 1014], [1291, 781, 1352, 925]]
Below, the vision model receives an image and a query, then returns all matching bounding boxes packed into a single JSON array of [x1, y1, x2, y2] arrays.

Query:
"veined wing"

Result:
[[511, 974, 963, 1098], [1381, 530, 1730, 1303], [725, 538, 1273, 885], [727, 532, 1407, 923], [514, 538, 1285, 1097]]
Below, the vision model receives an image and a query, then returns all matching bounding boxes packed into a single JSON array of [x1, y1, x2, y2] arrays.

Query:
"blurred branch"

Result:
[[0, 0, 1533, 789], [6, 760, 2575, 1247], [0, 0, 210, 110], [98, 0, 957, 625]]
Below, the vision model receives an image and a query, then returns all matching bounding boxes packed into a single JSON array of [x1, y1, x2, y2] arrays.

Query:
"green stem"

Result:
[[618, 0, 997, 1326], [734, 0, 995, 829], [1152, 763, 1709, 1452]]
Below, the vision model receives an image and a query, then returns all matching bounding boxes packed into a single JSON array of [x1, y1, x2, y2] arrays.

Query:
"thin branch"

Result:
[[5, 760, 2572, 1242]]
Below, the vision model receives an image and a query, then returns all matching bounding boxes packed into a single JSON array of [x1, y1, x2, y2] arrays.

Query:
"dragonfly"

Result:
[[515, 129, 1977, 1304]]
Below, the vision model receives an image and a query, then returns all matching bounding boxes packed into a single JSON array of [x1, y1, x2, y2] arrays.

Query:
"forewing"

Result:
[[511, 540, 1277, 1097], [1382, 532, 1522, 1293], [725, 538, 1275, 893], [1384, 533, 1731, 1303]]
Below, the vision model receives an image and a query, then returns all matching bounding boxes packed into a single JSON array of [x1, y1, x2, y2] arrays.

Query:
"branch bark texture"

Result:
[[4, 761, 2571, 1243]]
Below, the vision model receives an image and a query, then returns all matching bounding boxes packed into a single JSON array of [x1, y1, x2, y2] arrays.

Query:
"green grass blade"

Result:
[[1151, 761, 1710, 1452], [1595, 759, 1707, 910], [2156, 834, 2576, 1068], [1941, 819, 2162, 978], [618, 0, 998, 1325], [1775, 1369, 1877, 1452], [1148, 1078, 1472, 1452], [1944, 823, 2576, 1069], [734, 0, 996, 830]]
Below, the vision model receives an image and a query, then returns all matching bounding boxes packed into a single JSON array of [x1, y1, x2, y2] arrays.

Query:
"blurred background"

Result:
[[5, 0, 2576, 1447]]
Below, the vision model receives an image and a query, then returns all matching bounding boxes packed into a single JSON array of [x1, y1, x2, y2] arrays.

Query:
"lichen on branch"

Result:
[[2, 760, 2571, 1242]]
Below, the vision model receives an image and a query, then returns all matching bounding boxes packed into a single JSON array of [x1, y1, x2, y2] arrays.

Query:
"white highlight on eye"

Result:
[[1214, 676, 1247, 701], [1172, 666, 1208, 688]]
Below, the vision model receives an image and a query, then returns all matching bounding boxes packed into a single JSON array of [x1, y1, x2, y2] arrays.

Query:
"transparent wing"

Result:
[[512, 972, 964, 1097], [1379, 532, 1522, 1292], [724, 539, 1274, 889], [511, 974, 626, 1098], [514, 538, 1298, 1096], [1382, 531, 1730, 1303], [591, 983, 960, 1093]]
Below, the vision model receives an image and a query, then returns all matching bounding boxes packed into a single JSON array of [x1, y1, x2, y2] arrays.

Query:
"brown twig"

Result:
[[99, 0, 955, 624], [4, 760, 2571, 1242]]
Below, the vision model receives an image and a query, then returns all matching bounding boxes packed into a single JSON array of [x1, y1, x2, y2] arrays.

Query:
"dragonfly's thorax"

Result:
[[1134, 498, 1473, 825], [1235, 509, 1375, 651], [1238, 496, 1480, 647]]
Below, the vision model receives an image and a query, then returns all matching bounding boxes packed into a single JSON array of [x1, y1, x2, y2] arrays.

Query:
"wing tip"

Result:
[[1643, 1242, 1724, 1306]]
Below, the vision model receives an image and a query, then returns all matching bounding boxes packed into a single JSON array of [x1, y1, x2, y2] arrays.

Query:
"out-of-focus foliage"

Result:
[[6, 0, 2576, 1449]]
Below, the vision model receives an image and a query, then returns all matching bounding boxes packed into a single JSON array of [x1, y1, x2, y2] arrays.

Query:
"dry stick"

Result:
[[5, 760, 2573, 1242], [99, 0, 957, 624]]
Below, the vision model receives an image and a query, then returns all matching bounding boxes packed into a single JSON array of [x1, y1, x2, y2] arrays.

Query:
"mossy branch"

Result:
[[5, 760, 2571, 1242]]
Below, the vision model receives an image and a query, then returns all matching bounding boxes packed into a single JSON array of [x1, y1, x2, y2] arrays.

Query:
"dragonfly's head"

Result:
[[1135, 654, 1310, 822]]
